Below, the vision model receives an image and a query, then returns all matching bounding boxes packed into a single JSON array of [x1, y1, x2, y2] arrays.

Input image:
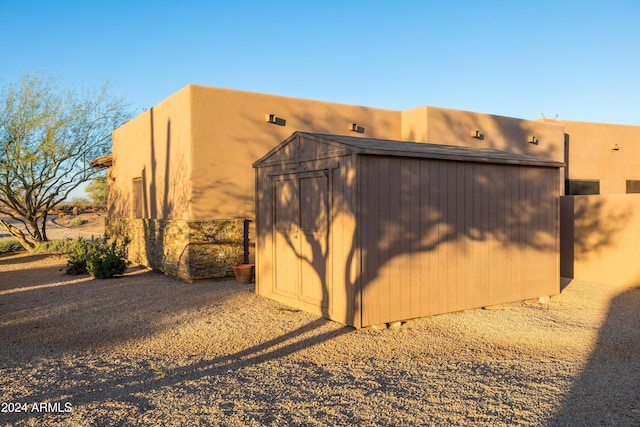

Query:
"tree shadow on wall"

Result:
[[425, 108, 561, 161], [138, 108, 192, 278], [560, 196, 635, 279], [548, 284, 640, 426]]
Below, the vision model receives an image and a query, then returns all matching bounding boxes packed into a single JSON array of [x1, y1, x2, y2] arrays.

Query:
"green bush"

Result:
[[66, 236, 129, 279], [69, 218, 85, 227], [65, 238, 90, 275], [0, 238, 25, 254]]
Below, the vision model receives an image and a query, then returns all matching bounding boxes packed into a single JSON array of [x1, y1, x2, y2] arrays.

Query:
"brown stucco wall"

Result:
[[555, 120, 640, 194], [109, 86, 193, 220], [108, 86, 403, 278], [411, 107, 566, 163], [110, 85, 573, 223], [560, 194, 640, 286], [188, 85, 402, 220]]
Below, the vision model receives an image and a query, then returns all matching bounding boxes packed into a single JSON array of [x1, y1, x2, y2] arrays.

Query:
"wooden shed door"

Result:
[[273, 171, 331, 313]]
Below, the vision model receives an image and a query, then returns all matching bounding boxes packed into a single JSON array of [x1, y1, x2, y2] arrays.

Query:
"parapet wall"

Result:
[[560, 194, 640, 286], [106, 218, 245, 282]]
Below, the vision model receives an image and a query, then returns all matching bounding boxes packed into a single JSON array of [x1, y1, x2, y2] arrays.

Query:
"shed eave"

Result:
[[353, 149, 564, 168], [254, 131, 564, 169], [303, 133, 564, 168]]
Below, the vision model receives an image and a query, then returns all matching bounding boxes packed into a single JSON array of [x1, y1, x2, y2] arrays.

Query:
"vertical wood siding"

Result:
[[359, 155, 559, 326]]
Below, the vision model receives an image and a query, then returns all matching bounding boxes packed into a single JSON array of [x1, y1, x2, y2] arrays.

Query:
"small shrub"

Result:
[[57, 212, 66, 219], [69, 218, 85, 227], [65, 238, 90, 275], [0, 238, 25, 254], [66, 236, 129, 279]]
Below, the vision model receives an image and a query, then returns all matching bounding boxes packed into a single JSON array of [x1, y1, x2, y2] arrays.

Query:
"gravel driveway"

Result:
[[0, 253, 638, 426]]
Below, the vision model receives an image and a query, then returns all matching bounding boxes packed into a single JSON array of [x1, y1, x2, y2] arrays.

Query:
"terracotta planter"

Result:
[[233, 264, 254, 284]]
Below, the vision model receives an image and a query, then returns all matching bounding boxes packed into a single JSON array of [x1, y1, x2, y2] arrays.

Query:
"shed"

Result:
[[253, 132, 563, 328]]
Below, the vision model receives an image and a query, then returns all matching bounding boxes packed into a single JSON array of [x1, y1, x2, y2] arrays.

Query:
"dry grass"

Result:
[[0, 252, 638, 426]]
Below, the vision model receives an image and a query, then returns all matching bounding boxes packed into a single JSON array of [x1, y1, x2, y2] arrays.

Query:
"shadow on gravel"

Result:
[[0, 267, 72, 294], [548, 284, 640, 426], [2, 318, 351, 425], [0, 265, 242, 357], [0, 253, 56, 267]]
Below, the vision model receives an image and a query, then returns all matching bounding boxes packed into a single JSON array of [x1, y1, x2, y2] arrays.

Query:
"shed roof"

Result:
[[254, 132, 564, 168]]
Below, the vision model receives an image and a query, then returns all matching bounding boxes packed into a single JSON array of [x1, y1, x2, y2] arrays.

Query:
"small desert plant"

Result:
[[57, 211, 66, 219], [65, 238, 90, 275], [66, 236, 129, 279], [69, 218, 85, 227], [86, 237, 130, 279], [0, 238, 25, 254]]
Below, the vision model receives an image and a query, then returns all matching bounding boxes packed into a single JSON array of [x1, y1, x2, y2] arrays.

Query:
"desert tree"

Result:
[[0, 75, 130, 250], [85, 173, 108, 207]]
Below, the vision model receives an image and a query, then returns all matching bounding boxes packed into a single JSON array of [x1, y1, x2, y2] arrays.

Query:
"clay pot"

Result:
[[233, 264, 254, 284]]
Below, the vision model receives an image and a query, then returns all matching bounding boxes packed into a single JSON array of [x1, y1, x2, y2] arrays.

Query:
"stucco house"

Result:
[[96, 85, 640, 318]]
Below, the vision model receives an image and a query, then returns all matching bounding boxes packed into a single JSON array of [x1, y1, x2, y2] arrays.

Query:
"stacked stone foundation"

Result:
[[106, 217, 245, 282]]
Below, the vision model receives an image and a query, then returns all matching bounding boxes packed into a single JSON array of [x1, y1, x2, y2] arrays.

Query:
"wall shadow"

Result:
[[135, 107, 194, 277], [0, 263, 78, 293], [548, 284, 640, 426], [0, 252, 55, 267], [560, 195, 635, 279], [430, 107, 562, 162]]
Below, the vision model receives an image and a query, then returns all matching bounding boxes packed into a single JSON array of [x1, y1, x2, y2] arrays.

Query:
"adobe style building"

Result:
[[98, 85, 640, 321]]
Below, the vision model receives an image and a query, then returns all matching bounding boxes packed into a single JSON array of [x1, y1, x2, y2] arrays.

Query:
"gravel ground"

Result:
[[0, 252, 638, 426]]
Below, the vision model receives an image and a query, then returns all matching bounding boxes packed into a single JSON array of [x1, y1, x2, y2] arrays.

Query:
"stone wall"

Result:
[[106, 218, 246, 282]]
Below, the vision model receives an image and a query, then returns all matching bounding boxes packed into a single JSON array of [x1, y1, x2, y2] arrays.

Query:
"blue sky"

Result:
[[3, 0, 640, 126]]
